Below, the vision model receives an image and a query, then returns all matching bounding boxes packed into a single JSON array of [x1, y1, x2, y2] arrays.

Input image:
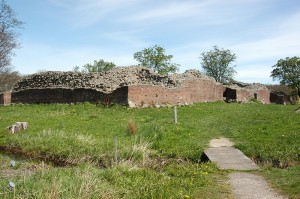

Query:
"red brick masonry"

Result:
[[128, 79, 225, 106], [0, 92, 11, 105]]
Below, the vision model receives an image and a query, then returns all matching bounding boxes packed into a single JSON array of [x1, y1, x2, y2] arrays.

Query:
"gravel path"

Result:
[[207, 138, 287, 199], [229, 172, 287, 199]]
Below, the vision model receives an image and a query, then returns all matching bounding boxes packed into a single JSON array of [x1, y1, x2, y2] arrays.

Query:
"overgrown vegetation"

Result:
[[270, 56, 300, 97], [133, 45, 180, 75], [73, 59, 116, 73], [0, 102, 299, 198]]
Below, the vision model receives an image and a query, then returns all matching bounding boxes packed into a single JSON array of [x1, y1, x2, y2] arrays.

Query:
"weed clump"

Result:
[[127, 118, 137, 135]]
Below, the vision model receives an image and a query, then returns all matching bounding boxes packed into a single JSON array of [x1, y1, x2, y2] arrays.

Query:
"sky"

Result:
[[9, 0, 300, 83]]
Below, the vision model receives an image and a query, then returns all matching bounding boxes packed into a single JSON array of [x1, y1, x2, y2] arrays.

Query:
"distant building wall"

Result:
[[0, 92, 11, 105]]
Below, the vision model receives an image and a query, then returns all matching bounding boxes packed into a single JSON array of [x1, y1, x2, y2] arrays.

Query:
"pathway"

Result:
[[204, 138, 286, 199]]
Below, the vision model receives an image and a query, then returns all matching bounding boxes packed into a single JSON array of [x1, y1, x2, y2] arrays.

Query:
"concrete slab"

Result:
[[204, 146, 259, 170]]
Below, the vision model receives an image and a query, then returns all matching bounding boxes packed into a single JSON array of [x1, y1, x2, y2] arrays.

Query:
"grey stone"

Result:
[[8, 124, 21, 134], [15, 122, 29, 130], [155, 104, 161, 108], [7, 122, 29, 133], [128, 100, 137, 108], [12, 67, 213, 95], [142, 104, 149, 108]]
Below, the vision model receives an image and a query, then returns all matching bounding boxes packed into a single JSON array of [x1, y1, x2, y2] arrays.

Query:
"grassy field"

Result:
[[0, 102, 299, 198]]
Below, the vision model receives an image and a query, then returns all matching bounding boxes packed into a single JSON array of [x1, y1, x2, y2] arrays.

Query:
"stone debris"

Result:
[[8, 122, 29, 133], [8, 124, 21, 134], [15, 122, 29, 129], [228, 82, 268, 91], [12, 66, 216, 94]]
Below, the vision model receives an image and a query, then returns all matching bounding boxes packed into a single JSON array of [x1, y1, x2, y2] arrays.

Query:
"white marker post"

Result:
[[174, 106, 177, 124]]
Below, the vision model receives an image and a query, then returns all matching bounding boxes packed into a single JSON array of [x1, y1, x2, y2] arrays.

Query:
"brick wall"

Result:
[[256, 89, 270, 104], [0, 92, 11, 105], [224, 88, 270, 104], [128, 79, 225, 106]]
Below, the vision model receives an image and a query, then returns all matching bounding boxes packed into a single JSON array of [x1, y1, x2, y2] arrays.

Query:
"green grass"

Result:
[[0, 102, 299, 198]]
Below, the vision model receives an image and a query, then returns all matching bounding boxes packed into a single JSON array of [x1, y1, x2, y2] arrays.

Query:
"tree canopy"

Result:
[[200, 46, 236, 83], [271, 56, 300, 97], [74, 59, 116, 73], [0, 0, 23, 70], [133, 45, 179, 75]]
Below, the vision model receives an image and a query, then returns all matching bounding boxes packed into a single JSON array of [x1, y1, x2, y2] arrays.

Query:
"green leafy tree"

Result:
[[200, 46, 236, 83], [271, 56, 300, 97], [0, 0, 23, 70], [74, 59, 116, 73], [133, 45, 179, 75]]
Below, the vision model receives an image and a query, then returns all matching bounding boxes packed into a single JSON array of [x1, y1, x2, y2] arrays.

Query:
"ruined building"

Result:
[[0, 66, 271, 106]]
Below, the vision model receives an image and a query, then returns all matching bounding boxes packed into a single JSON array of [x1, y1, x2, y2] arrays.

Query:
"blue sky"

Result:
[[9, 0, 300, 83]]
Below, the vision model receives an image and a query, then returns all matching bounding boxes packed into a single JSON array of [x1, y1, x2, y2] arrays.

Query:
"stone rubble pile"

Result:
[[13, 66, 216, 93], [228, 82, 268, 91], [8, 122, 29, 134]]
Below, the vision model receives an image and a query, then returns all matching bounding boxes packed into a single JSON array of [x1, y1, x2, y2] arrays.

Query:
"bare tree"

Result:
[[0, 67, 21, 92], [0, 0, 23, 70]]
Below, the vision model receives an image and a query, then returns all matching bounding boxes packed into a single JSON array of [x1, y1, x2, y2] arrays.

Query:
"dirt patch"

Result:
[[209, 137, 234, 147]]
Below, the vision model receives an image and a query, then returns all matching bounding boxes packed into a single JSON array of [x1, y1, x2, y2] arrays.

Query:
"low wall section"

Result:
[[224, 87, 270, 104], [11, 87, 128, 105], [128, 79, 225, 106]]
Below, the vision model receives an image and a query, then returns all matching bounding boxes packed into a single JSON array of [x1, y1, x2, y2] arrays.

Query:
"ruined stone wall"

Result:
[[270, 92, 291, 104], [13, 67, 180, 93], [0, 92, 11, 105], [12, 87, 128, 105], [128, 79, 225, 106], [6, 66, 272, 106], [225, 83, 270, 104], [255, 89, 270, 104], [224, 88, 237, 101]]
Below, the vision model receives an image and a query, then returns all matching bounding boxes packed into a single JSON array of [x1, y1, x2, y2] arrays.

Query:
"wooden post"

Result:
[[174, 106, 177, 124], [114, 136, 118, 164]]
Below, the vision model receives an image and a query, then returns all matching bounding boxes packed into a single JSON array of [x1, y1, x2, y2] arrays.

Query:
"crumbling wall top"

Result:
[[13, 66, 216, 93]]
